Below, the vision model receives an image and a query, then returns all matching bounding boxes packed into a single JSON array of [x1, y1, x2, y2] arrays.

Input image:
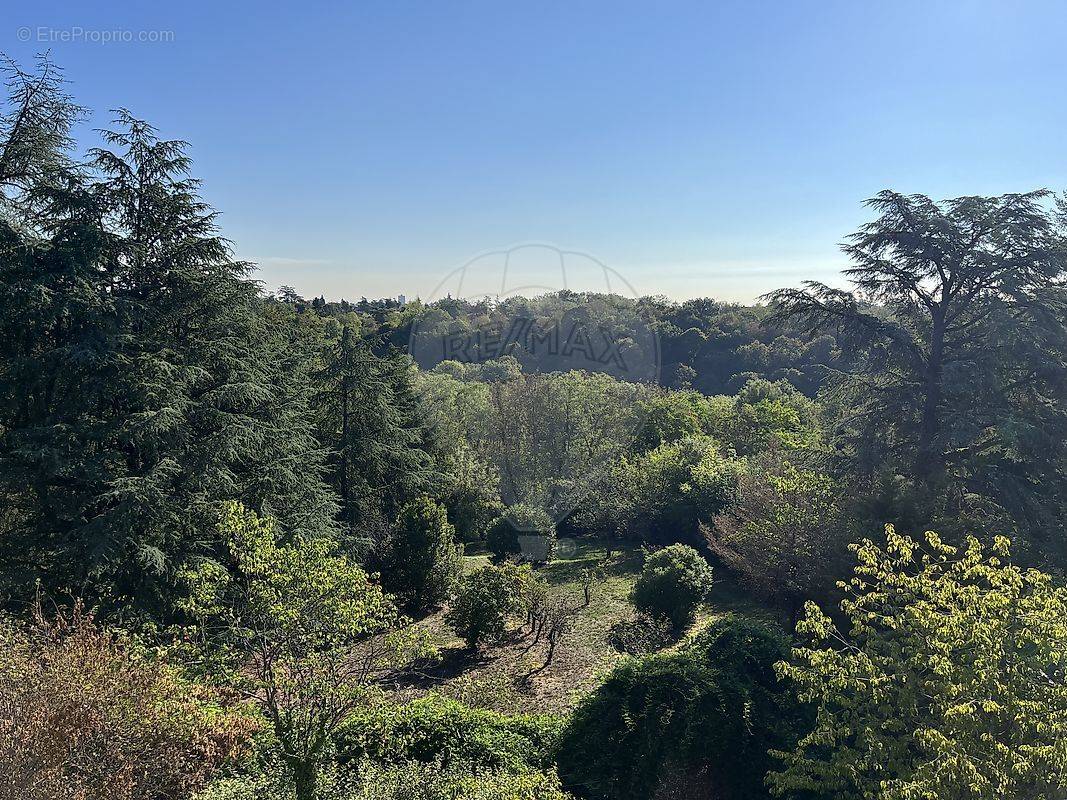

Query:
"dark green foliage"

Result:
[[315, 324, 435, 550], [635, 436, 744, 546], [639, 295, 837, 396], [334, 694, 562, 774], [486, 504, 555, 561], [446, 562, 532, 648], [629, 544, 714, 628], [353, 292, 840, 399], [606, 613, 675, 655], [558, 615, 806, 800], [0, 101, 337, 610], [381, 497, 462, 611], [438, 450, 503, 544], [0, 55, 84, 202], [485, 516, 522, 560], [767, 191, 1067, 565]]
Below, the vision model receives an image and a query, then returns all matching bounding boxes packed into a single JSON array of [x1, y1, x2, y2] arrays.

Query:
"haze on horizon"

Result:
[[7, 0, 1067, 303]]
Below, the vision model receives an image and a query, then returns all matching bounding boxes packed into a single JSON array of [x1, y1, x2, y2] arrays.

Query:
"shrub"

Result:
[[629, 544, 714, 628], [557, 615, 806, 800], [633, 436, 743, 546], [193, 757, 295, 800], [383, 497, 463, 611], [707, 454, 849, 626], [346, 758, 573, 800], [334, 695, 562, 774], [487, 504, 555, 561], [575, 436, 743, 547], [446, 562, 532, 648], [486, 516, 522, 560], [606, 613, 675, 656], [0, 602, 255, 800]]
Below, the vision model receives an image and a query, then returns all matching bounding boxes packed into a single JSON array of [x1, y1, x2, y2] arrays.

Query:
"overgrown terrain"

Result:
[[402, 543, 755, 714]]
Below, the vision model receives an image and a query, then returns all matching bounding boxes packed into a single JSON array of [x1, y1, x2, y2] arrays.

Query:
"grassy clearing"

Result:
[[395, 540, 762, 715]]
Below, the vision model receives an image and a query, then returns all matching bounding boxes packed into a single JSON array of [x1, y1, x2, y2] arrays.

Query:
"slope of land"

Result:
[[395, 542, 762, 715]]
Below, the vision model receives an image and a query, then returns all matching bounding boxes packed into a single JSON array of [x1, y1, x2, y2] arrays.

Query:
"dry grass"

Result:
[[392, 541, 763, 715], [391, 542, 640, 714]]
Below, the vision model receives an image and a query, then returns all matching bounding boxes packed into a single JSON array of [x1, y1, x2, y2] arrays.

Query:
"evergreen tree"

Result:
[[767, 191, 1067, 563], [0, 55, 83, 203], [381, 496, 462, 612], [0, 102, 337, 609], [315, 325, 434, 552]]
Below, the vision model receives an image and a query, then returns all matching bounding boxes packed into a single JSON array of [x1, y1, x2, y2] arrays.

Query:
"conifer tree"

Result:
[[315, 325, 434, 551], [0, 92, 338, 608]]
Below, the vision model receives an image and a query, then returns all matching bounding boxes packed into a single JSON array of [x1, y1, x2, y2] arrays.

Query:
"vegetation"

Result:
[[606, 612, 675, 655], [707, 455, 850, 626], [381, 497, 462, 612], [629, 544, 715, 628], [558, 615, 804, 800], [414, 542, 652, 715], [446, 562, 534, 649], [342, 759, 573, 800], [0, 602, 255, 800], [485, 515, 523, 560], [179, 503, 423, 800], [334, 694, 561, 773], [771, 526, 1067, 800], [317, 325, 435, 548], [3, 54, 1067, 800], [766, 191, 1067, 564]]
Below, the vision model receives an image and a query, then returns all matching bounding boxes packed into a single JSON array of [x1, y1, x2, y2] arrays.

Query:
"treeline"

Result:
[[306, 290, 841, 397]]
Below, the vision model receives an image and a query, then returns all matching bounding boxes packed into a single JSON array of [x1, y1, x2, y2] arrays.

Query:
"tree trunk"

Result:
[[917, 311, 946, 480], [292, 758, 318, 800], [340, 326, 352, 539], [786, 595, 801, 633]]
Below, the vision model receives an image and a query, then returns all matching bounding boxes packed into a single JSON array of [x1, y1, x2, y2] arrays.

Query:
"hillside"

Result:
[[397, 542, 760, 715]]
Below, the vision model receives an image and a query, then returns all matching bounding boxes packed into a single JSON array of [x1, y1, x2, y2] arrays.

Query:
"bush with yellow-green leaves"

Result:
[[771, 526, 1067, 800]]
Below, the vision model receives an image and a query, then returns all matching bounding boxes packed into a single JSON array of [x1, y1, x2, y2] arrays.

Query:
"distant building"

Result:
[[397, 294, 407, 305]]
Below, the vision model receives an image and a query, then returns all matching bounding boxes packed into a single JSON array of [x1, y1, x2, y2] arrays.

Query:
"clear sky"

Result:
[[6, 1, 1067, 302]]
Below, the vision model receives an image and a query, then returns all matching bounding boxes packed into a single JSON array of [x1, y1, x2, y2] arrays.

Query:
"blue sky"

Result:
[[6, 1, 1067, 302]]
